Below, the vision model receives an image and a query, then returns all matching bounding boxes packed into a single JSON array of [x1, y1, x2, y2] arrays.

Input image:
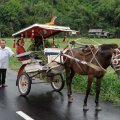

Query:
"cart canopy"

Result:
[[12, 23, 77, 38]]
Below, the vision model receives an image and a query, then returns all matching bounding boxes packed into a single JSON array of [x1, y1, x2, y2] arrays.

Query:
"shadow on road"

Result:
[[83, 110, 100, 120]]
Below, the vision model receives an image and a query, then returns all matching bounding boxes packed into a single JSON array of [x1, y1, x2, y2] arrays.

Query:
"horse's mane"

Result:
[[99, 44, 118, 51]]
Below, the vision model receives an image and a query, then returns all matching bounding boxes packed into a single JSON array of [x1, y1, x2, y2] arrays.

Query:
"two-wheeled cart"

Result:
[[16, 48, 65, 96]]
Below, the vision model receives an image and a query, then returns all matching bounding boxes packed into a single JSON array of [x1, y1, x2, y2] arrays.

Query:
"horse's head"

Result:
[[111, 48, 120, 79]]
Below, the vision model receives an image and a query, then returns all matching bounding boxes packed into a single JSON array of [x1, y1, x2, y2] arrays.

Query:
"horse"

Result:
[[63, 43, 119, 111]]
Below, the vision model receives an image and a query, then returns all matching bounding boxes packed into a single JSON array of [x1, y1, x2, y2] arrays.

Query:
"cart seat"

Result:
[[16, 51, 33, 63], [44, 48, 63, 63], [44, 48, 63, 55], [16, 51, 43, 65], [16, 51, 33, 58]]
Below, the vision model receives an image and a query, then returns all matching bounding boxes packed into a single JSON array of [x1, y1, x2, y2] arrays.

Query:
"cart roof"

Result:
[[12, 23, 77, 38]]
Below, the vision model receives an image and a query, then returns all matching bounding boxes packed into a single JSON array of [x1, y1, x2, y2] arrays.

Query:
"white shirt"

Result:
[[0, 47, 14, 69]]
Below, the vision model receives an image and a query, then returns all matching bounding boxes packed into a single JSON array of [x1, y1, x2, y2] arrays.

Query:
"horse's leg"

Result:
[[83, 75, 93, 111], [95, 77, 103, 111], [66, 68, 75, 103], [68, 69, 75, 103]]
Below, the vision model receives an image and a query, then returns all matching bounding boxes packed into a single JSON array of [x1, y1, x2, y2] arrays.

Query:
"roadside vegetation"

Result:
[[6, 37, 120, 106]]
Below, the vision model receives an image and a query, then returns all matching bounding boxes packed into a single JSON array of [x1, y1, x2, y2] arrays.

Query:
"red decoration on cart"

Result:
[[13, 39, 16, 48], [20, 34, 24, 44], [30, 30, 34, 41], [46, 16, 57, 25], [20, 38, 24, 44], [62, 36, 67, 42]]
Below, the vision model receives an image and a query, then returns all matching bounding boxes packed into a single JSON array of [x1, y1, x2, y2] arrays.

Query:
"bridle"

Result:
[[111, 48, 120, 71]]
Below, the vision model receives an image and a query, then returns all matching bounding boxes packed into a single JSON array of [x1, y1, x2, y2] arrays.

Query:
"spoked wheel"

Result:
[[50, 74, 64, 92], [18, 72, 31, 96]]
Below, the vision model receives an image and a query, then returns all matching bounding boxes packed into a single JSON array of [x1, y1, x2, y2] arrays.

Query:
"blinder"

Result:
[[111, 48, 120, 71]]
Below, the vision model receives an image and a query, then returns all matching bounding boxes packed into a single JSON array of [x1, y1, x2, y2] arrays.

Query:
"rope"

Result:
[[62, 53, 103, 71], [67, 43, 83, 71], [88, 45, 106, 72], [68, 40, 106, 72]]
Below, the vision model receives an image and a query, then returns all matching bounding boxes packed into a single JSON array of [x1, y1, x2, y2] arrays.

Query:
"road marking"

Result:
[[16, 111, 34, 120]]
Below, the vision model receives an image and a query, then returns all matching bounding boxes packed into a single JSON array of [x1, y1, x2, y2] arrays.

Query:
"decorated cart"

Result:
[[12, 22, 77, 96]]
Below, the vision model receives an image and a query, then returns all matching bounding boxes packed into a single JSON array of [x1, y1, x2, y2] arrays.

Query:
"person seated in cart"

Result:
[[16, 38, 41, 61], [16, 39, 27, 61], [16, 39, 26, 55]]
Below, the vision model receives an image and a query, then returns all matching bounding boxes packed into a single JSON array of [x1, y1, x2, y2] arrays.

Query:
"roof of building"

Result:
[[88, 29, 103, 33]]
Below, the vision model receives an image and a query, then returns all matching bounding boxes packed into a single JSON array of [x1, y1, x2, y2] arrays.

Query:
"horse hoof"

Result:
[[83, 106, 89, 111], [68, 96, 73, 103], [95, 106, 102, 111]]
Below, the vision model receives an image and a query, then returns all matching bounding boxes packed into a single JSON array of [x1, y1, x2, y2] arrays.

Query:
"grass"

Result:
[[5, 37, 120, 106]]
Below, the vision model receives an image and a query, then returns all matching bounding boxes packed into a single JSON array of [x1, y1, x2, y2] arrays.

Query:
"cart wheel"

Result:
[[51, 74, 64, 92], [18, 72, 31, 96]]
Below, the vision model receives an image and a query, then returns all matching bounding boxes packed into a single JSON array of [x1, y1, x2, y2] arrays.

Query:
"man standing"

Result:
[[0, 39, 14, 87]]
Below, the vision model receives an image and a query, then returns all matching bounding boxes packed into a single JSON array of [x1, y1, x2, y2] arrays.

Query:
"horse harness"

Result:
[[62, 42, 106, 72]]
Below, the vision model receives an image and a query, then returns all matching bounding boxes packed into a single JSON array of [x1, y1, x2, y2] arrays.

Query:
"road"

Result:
[[0, 69, 120, 120]]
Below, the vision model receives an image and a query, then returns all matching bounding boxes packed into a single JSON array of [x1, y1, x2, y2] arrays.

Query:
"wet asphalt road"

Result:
[[0, 69, 120, 120]]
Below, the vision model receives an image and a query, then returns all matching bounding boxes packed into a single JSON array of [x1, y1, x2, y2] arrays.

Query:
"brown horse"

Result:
[[63, 43, 119, 111]]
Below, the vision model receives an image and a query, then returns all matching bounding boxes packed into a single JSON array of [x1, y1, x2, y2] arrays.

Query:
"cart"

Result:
[[12, 22, 77, 96], [16, 48, 65, 96]]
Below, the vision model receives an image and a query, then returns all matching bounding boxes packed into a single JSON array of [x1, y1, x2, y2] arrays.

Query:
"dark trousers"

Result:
[[0, 69, 7, 85]]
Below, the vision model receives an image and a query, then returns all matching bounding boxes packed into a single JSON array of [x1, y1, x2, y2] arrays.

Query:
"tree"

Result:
[[0, 0, 119, 37]]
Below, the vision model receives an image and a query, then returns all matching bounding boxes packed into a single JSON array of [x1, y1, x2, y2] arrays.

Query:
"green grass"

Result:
[[76, 38, 120, 46], [5, 37, 120, 106]]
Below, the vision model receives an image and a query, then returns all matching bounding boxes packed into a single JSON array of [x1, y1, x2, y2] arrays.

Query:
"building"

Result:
[[88, 29, 113, 38]]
